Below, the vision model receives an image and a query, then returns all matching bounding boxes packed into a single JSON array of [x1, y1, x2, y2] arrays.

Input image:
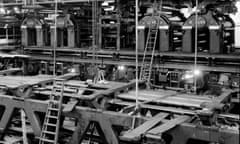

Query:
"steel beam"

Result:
[[0, 0, 111, 6], [69, 118, 89, 144], [0, 94, 239, 143], [26, 54, 240, 73], [0, 95, 47, 137], [170, 123, 239, 144], [0, 68, 22, 76]]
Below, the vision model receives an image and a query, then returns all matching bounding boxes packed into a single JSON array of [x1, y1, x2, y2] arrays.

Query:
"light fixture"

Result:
[[118, 65, 125, 71], [13, 7, 20, 13], [0, 8, 5, 14], [68, 68, 76, 73], [182, 69, 202, 80], [6, 9, 11, 14], [193, 69, 201, 76]]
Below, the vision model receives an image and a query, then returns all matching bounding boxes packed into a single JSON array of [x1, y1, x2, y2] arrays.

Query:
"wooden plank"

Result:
[[63, 100, 78, 112], [111, 100, 196, 115], [0, 73, 78, 89], [118, 93, 204, 108], [121, 113, 168, 141], [65, 80, 88, 88], [0, 75, 53, 89], [147, 116, 190, 135], [127, 90, 212, 101], [0, 68, 22, 75]]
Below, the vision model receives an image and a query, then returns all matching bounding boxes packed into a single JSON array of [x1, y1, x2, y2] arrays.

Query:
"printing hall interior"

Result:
[[0, 0, 239, 144]]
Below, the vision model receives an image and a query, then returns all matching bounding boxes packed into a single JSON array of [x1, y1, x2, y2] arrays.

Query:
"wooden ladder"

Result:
[[39, 79, 65, 144], [140, 19, 160, 86]]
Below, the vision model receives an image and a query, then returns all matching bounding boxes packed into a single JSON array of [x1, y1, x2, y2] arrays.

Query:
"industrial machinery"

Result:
[[182, 8, 235, 54], [0, 0, 239, 144], [0, 15, 21, 51]]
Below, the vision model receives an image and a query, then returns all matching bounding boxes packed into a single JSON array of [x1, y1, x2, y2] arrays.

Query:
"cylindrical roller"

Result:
[[173, 37, 180, 40], [224, 32, 231, 37], [198, 33, 207, 37], [197, 47, 204, 51], [173, 43, 182, 46], [162, 6, 180, 11], [224, 27, 234, 30], [174, 47, 182, 51], [224, 40, 230, 43], [173, 32, 183, 36], [198, 40, 207, 44], [225, 45, 231, 48], [174, 39, 182, 43]]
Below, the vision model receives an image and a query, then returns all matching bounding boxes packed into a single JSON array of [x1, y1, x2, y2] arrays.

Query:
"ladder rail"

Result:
[[140, 26, 152, 79], [39, 79, 65, 144], [54, 80, 64, 143], [147, 27, 158, 84], [140, 19, 160, 84], [140, 0, 163, 86]]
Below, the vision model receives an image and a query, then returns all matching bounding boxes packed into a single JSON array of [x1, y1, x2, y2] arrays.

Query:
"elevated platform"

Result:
[[0, 75, 239, 144]]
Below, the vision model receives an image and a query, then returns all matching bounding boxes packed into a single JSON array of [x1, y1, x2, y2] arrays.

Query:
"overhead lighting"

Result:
[[6, 9, 11, 14], [68, 68, 76, 73], [182, 69, 202, 80], [13, 7, 20, 13], [184, 73, 194, 79], [193, 69, 201, 76], [0, 8, 5, 14], [118, 65, 125, 71]]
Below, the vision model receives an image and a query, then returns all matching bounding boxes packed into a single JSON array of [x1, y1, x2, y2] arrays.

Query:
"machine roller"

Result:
[[182, 10, 235, 54]]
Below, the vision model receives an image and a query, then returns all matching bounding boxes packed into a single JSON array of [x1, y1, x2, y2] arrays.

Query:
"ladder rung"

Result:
[[53, 85, 64, 89], [52, 91, 63, 95], [46, 115, 58, 119], [48, 107, 59, 111], [39, 138, 55, 143], [50, 99, 60, 103], [45, 123, 57, 127], [52, 92, 62, 96], [151, 29, 157, 32], [42, 130, 56, 135]]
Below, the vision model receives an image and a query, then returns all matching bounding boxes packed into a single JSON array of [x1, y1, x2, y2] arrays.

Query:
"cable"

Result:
[[135, 0, 139, 110], [194, 0, 198, 94], [131, 0, 139, 130], [53, 0, 58, 77], [92, 0, 97, 64]]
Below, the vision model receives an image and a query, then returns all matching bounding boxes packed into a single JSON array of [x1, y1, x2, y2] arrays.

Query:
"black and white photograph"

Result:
[[0, 0, 239, 144]]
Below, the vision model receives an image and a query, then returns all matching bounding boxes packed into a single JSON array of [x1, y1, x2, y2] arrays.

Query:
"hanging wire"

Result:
[[92, 0, 97, 64], [53, 0, 58, 77], [131, 0, 139, 130], [135, 0, 139, 110], [194, 0, 198, 94]]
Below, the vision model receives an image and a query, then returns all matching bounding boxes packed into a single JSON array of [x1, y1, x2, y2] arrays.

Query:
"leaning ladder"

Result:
[[140, 19, 160, 86], [39, 79, 65, 144]]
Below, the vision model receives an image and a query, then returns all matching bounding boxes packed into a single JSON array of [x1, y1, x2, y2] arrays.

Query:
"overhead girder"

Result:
[[1, 0, 238, 7]]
